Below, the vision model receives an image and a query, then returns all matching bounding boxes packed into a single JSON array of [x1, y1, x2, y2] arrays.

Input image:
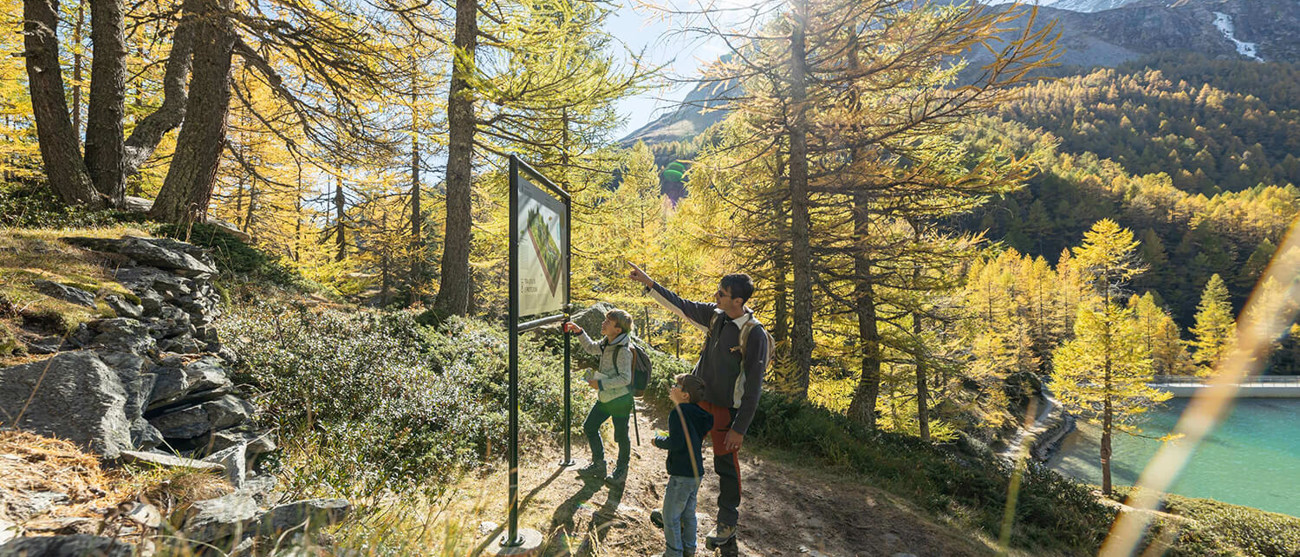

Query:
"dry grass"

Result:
[[0, 430, 230, 544], [0, 227, 152, 364]]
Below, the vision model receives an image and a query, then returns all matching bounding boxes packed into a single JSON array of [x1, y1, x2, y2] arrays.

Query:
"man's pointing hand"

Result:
[[627, 261, 654, 287]]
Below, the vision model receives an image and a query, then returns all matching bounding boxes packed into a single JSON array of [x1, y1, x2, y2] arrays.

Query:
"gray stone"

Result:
[[118, 237, 217, 279], [0, 352, 132, 458], [184, 492, 262, 544], [139, 290, 165, 317], [212, 429, 276, 457], [150, 405, 211, 440], [0, 534, 135, 557], [203, 395, 255, 430], [92, 317, 154, 353], [32, 280, 97, 308], [255, 499, 349, 538], [147, 356, 232, 410], [131, 418, 164, 451], [104, 294, 143, 319], [124, 502, 162, 529], [24, 336, 64, 355], [238, 474, 280, 504], [204, 444, 247, 488], [118, 450, 226, 472], [158, 336, 203, 354], [7, 491, 69, 520], [570, 303, 615, 336], [123, 195, 153, 213]]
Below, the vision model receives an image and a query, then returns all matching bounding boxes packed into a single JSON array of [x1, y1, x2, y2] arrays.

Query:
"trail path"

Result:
[[460, 400, 1002, 557]]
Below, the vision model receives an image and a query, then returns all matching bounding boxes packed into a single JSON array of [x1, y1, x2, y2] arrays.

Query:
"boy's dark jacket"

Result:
[[653, 402, 713, 478]]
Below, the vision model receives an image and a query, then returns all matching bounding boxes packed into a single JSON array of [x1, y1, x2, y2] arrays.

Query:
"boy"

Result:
[[652, 374, 713, 557], [564, 309, 635, 485]]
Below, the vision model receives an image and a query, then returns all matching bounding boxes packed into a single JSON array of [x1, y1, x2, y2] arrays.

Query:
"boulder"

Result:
[[147, 356, 232, 410], [0, 534, 135, 557], [122, 195, 153, 213], [183, 492, 261, 544], [202, 395, 255, 431], [117, 450, 226, 473], [150, 405, 211, 440], [254, 499, 350, 539], [32, 280, 97, 308], [0, 352, 132, 458], [117, 237, 217, 279], [204, 444, 247, 488], [211, 429, 276, 457], [130, 418, 165, 451], [104, 294, 143, 319], [92, 318, 155, 353], [570, 302, 616, 336]]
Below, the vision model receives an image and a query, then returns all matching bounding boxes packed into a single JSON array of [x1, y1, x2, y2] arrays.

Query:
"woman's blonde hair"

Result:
[[606, 309, 633, 335]]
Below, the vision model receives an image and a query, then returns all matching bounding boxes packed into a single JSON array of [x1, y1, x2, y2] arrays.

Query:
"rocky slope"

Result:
[[0, 236, 346, 556]]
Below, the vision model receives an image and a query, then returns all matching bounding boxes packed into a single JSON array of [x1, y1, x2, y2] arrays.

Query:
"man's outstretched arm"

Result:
[[628, 261, 713, 331]]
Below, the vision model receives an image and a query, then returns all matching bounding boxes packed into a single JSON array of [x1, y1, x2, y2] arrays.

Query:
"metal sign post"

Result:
[[496, 155, 570, 554]]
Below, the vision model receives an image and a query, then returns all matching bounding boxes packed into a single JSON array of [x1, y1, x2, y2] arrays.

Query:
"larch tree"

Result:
[[432, 0, 649, 318], [1050, 219, 1170, 497], [1189, 273, 1236, 377]]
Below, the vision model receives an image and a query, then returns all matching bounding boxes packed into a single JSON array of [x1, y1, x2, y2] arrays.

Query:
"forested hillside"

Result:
[[967, 55, 1300, 332]]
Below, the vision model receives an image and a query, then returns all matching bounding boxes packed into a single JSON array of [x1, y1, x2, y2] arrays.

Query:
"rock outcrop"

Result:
[[0, 236, 344, 556]]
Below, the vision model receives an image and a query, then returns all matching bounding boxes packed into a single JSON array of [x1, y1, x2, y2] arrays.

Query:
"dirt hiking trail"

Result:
[[453, 400, 1006, 557]]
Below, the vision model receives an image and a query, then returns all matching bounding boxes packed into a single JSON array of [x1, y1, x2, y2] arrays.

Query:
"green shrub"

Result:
[[0, 181, 142, 228], [218, 303, 577, 495], [155, 222, 306, 288], [1157, 494, 1300, 557]]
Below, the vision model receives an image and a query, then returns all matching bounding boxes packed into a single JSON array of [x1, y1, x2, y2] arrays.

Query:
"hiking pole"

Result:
[[632, 400, 641, 445]]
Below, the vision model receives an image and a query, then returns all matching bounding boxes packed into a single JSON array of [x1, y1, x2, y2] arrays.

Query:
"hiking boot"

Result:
[[704, 524, 736, 549], [649, 509, 663, 529], [604, 466, 627, 486], [576, 460, 606, 479]]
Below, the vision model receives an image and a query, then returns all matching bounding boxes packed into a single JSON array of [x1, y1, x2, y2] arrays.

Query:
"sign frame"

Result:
[[503, 155, 573, 548]]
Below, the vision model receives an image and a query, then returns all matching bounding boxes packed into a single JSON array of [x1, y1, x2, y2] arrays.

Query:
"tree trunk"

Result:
[[847, 198, 881, 429], [914, 310, 930, 442], [1102, 396, 1113, 496], [72, 0, 84, 141], [84, 0, 127, 204], [150, 0, 233, 224], [772, 152, 789, 346], [787, 0, 814, 399], [23, 0, 102, 207], [410, 60, 423, 296], [335, 175, 346, 261], [431, 0, 478, 318], [123, 0, 196, 174]]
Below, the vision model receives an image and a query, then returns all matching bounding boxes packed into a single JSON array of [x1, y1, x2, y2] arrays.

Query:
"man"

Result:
[[628, 262, 769, 552]]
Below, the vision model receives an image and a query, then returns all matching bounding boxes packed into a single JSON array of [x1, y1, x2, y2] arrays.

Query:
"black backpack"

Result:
[[629, 342, 652, 397]]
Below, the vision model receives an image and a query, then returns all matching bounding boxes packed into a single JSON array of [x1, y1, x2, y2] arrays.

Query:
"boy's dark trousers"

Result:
[[698, 400, 741, 529], [583, 395, 632, 469]]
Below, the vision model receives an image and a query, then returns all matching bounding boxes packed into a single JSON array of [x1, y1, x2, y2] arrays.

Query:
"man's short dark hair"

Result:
[[720, 273, 755, 304], [676, 373, 707, 404]]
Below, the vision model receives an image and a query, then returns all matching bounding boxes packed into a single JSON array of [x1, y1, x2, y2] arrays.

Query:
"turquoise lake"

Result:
[[1049, 398, 1300, 517]]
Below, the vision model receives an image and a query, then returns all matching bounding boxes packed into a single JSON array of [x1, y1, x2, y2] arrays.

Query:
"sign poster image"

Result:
[[516, 173, 566, 317]]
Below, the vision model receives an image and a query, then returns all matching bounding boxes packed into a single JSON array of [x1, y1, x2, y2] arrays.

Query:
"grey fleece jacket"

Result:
[[576, 331, 634, 403]]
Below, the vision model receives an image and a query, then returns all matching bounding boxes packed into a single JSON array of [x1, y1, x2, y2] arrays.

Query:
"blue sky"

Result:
[[603, 0, 730, 140]]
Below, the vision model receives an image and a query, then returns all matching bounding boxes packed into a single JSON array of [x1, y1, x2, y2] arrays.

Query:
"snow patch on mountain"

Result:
[[1212, 12, 1263, 61]]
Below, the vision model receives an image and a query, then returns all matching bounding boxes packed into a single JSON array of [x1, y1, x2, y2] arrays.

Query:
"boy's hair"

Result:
[[675, 373, 707, 404], [720, 273, 755, 304], [606, 308, 633, 335]]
